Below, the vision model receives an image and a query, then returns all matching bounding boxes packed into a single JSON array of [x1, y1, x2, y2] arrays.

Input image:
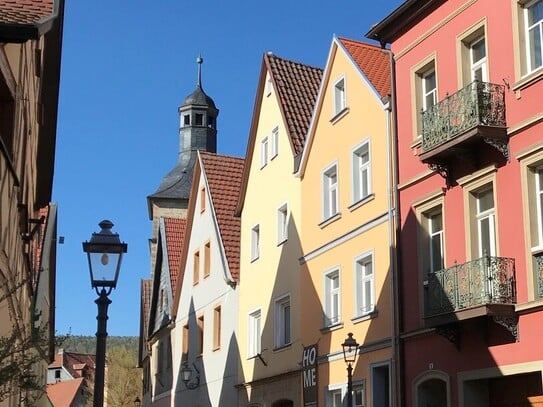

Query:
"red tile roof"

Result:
[[338, 37, 391, 99], [0, 0, 54, 25], [266, 53, 323, 155], [200, 152, 244, 282], [163, 217, 187, 294], [47, 377, 84, 406], [141, 279, 152, 341], [49, 351, 96, 379]]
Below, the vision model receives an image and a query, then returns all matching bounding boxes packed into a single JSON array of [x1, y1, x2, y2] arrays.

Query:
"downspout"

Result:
[[383, 47, 403, 407]]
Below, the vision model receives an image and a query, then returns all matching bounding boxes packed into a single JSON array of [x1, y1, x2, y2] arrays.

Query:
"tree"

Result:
[[106, 345, 142, 407]]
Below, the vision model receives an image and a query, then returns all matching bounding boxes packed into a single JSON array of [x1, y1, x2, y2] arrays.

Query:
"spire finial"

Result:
[[196, 55, 203, 88]]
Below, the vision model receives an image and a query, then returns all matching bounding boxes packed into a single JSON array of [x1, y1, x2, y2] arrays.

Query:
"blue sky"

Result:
[[52, 1, 403, 336]]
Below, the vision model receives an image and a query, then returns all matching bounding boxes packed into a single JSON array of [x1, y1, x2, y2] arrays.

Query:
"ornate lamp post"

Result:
[[83, 220, 127, 407], [342, 332, 359, 407]]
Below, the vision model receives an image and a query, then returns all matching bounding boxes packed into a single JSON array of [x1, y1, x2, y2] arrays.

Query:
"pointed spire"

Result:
[[197, 55, 203, 89]]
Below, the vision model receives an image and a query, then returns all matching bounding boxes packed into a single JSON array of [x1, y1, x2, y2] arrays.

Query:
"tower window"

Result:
[[207, 116, 215, 128], [195, 113, 204, 126], [183, 114, 190, 126]]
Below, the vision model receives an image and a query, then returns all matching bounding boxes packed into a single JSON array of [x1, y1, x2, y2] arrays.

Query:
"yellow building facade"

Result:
[[235, 52, 322, 406], [297, 37, 397, 406]]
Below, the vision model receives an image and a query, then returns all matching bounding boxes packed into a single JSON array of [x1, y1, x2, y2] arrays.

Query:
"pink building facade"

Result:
[[368, 0, 543, 405]]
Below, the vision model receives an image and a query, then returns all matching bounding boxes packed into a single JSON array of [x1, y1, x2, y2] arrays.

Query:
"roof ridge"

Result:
[[199, 150, 244, 161], [337, 36, 384, 50], [266, 52, 323, 72]]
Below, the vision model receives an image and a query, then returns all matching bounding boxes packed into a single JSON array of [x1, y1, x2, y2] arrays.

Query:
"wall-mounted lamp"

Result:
[[181, 363, 200, 390]]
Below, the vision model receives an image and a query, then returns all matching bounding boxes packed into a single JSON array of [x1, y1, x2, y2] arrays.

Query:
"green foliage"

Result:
[[58, 335, 139, 355], [106, 346, 141, 407]]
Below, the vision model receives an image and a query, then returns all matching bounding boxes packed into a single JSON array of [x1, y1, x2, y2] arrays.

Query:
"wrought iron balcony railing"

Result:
[[533, 252, 543, 299], [421, 80, 506, 153], [425, 256, 516, 318]]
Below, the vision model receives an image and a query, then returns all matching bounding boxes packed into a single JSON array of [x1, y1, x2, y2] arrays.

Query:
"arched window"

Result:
[[414, 370, 450, 407]]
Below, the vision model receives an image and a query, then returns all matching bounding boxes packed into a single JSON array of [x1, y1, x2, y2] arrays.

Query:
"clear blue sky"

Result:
[[52, 0, 403, 336]]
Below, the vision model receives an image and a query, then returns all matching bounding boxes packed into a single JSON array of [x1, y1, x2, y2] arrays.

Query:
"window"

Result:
[[535, 166, 543, 246], [193, 250, 200, 285], [324, 269, 340, 326], [330, 389, 343, 407], [261, 137, 269, 168], [352, 142, 371, 203], [182, 324, 189, 362], [183, 114, 190, 126], [248, 309, 262, 357], [470, 36, 487, 82], [204, 241, 211, 278], [371, 363, 390, 406], [251, 224, 260, 261], [354, 383, 366, 407], [197, 315, 204, 355], [274, 294, 291, 347], [266, 75, 273, 95], [195, 113, 204, 126], [334, 76, 346, 115], [271, 126, 279, 158], [277, 203, 288, 244], [55, 369, 61, 380], [322, 163, 339, 220], [525, 0, 543, 74], [413, 58, 437, 136], [355, 254, 374, 317], [428, 210, 444, 273], [200, 187, 206, 213], [213, 306, 221, 350], [475, 187, 496, 257]]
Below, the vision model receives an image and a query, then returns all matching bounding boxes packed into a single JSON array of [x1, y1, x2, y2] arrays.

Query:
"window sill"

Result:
[[319, 212, 341, 229], [348, 194, 375, 211], [330, 107, 350, 124], [320, 321, 344, 333], [273, 343, 292, 352], [531, 246, 543, 256], [250, 256, 260, 263], [277, 238, 287, 247], [512, 68, 543, 92], [352, 309, 378, 324]]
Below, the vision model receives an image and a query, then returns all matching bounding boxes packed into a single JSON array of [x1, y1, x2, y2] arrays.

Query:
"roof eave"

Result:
[[365, 0, 444, 46]]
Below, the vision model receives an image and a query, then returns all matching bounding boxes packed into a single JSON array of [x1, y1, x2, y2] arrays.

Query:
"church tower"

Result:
[[147, 57, 218, 268]]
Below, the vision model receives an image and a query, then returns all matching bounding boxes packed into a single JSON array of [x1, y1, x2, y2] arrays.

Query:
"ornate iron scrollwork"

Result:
[[492, 315, 519, 341], [483, 137, 510, 161], [436, 324, 460, 349]]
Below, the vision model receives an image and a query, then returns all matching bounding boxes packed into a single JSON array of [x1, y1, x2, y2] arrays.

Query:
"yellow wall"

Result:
[[300, 41, 393, 404], [238, 70, 303, 389]]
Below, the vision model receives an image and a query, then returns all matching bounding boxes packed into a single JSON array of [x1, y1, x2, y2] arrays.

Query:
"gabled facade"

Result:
[[368, 0, 543, 405], [297, 36, 396, 407], [0, 0, 64, 405], [147, 217, 186, 406], [235, 52, 322, 407], [172, 151, 244, 406]]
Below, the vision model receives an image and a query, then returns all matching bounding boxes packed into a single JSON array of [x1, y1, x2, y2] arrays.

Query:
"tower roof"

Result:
[[181, 56, 217, 109]]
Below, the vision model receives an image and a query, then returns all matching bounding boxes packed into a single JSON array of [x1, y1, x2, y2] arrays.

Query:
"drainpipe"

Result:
[[383, 46, 403, 407]]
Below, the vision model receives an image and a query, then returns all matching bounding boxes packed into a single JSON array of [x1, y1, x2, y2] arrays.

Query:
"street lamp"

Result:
[[83, 220, 127, 407], [181, 363, 200, 390], [342, 332, 359, 407], [133, 396, 141, 407]]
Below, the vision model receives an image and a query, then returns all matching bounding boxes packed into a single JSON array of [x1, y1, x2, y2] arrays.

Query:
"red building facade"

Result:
[[368, 0, 543, 405]]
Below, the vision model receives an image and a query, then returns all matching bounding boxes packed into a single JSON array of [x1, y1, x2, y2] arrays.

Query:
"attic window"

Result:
[[200, 187, 206, 212], [195, 113, 204, 126], [266, 77, 273, 96], [55, 369, 61, 380]]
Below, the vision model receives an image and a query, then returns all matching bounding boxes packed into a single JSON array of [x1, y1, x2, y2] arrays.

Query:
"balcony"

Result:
[[419, 81, 508, 176], [424, 255, 516, 328]]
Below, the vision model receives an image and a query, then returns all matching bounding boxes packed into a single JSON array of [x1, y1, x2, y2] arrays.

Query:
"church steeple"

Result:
[[148, 56, 219, 206]]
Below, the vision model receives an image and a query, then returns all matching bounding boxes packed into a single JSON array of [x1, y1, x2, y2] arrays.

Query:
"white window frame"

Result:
[[524, 0, 543, 74], [353, 381, 366, 407], [271, 126, 279, 159], [277, 202, 288, 244], [260, 137, 269, 168], [352, 140, 371, 204], [322, 162, 339, 220], [251, 224, 260, 261], [333, 76, 346, 115], [248, 308, 262, 357], [326, 384, 346, 407], [469, 36, 488, 82], [274, 294, 291, 348], [535, 166, 543, 246], [324, 268, 341, 327], [355, 252, 375, 317], [475, 187, 496, 257], [422, 68, 437, 111], [428, 209, 444, 273]]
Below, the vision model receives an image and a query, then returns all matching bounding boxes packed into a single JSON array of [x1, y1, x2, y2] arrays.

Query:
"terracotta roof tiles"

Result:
[[47, 377, 84, 406], [163, 218, 187, 294], [338, 37, 391, 99], [0, 0, 54, 25], [200, 152, 244, 282], [266, 53, 323, 155]]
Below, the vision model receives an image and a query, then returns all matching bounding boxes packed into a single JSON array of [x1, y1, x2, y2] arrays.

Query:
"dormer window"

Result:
[[195, 113, 204, 126]]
